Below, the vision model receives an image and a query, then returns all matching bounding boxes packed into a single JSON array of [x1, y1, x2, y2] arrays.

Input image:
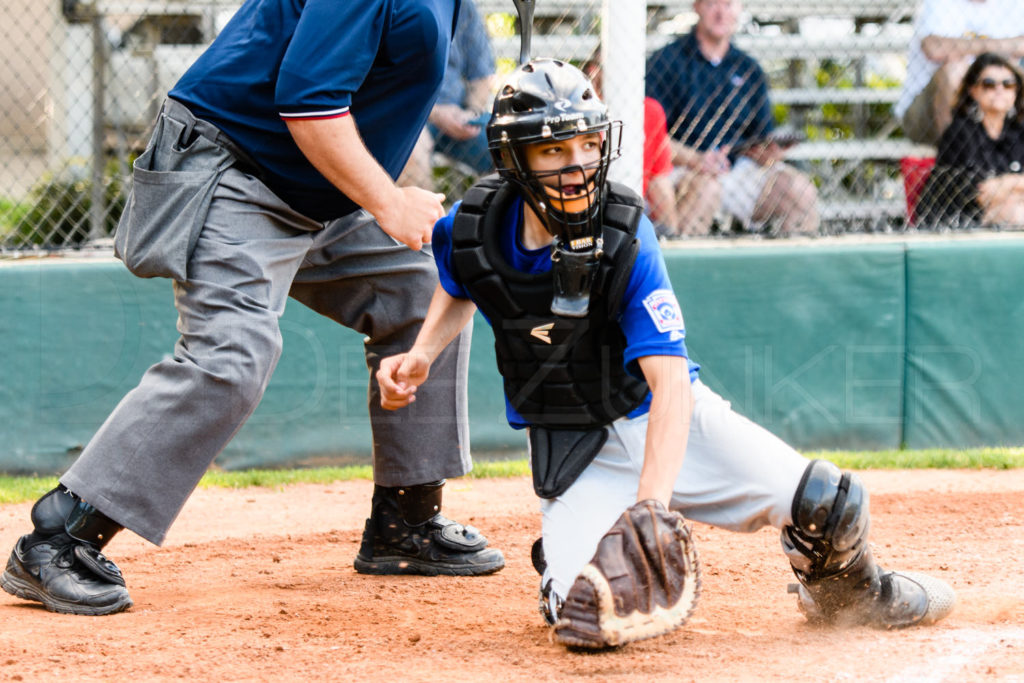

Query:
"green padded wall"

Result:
[[0, 260, 518, 474], [2, 237, 1022, 473], [903, 239, 1024, 448], [0, 262, 366, 472], [664, 244, 906, 450], [1, 263, 172, 474]]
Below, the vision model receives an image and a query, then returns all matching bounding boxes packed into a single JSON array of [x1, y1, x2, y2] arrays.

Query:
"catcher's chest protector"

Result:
[[451, 175, 649, 430]]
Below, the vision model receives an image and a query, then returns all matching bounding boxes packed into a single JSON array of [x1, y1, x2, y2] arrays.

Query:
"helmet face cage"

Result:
[[487, 59, 623, 253], [505, 121, 622, 253]]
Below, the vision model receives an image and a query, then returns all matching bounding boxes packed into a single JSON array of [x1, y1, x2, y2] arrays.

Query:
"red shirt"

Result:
[[643, 97, 673, 197]]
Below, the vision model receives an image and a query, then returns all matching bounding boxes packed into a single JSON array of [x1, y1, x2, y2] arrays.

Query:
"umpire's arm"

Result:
[[287, 116, 445, 251]]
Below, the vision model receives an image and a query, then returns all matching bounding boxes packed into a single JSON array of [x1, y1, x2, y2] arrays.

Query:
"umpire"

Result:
[[1, 0, 504, 616]]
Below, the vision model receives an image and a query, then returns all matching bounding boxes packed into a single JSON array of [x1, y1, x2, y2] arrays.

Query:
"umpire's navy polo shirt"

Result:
[[645, 31, 774, 154], [171, 0, 460, 222]]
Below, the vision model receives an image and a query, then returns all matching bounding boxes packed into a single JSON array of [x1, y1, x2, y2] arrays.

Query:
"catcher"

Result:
[[377, 58, 955, 648]]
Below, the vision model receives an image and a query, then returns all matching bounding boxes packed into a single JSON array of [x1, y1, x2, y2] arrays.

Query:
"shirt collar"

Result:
[[682, 30, 733, 66]]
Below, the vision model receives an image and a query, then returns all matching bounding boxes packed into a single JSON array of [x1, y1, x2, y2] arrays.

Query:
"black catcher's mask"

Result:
[[486, 58, 622, 317]]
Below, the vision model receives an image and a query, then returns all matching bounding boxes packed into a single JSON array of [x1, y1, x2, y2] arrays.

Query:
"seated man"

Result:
[[377, 58, 955, 649], [646, 0, 818, 237], [399, 0, 496, 189], [896, 0, 1024, 146]]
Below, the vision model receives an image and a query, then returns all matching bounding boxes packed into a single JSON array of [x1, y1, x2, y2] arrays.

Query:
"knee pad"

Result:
[[782, 459, 870, 580]]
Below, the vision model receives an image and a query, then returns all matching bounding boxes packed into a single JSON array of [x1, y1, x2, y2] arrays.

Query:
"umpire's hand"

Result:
[[378, 351, 432, 410], [285, 116, 445, 251], [377, 186, 446, 251]]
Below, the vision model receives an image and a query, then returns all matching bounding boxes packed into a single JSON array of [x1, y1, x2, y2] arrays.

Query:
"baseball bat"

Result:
[[512, 0, 535, 64]]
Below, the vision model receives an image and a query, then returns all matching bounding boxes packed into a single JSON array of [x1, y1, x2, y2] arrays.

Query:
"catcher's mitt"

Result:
[[553, 499, 701, 649]]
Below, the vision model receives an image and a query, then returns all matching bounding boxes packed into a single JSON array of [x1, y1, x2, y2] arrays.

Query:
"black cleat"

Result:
[[2, 532, 132, 616], [353, 481, 504, 576], [792, 570, 955, 629]]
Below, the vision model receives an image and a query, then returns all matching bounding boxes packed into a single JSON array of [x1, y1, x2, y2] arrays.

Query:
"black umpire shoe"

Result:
[[1, 486, 132, 616], [354, 481, 505, 576]]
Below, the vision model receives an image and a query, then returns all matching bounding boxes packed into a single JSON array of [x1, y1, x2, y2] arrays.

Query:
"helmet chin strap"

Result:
[[550, 234, 603, 318]]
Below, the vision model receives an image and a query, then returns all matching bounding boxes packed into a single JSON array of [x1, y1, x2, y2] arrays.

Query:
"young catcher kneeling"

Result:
[[377, 58, 955, 649]]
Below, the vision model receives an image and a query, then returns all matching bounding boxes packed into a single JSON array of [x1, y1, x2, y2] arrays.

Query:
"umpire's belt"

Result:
[[162, 98, 264, 178]]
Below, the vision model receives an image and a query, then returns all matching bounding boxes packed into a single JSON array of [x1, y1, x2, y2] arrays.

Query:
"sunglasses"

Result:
[[979, 77, 1018, 90]]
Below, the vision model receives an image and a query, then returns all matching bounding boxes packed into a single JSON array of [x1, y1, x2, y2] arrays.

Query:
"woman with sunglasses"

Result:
[[917, 52, 1024, 228]]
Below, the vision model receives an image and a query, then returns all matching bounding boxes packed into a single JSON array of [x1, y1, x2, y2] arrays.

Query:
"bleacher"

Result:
[[477, 0, 927, 232], [101, 0, 928, 233]]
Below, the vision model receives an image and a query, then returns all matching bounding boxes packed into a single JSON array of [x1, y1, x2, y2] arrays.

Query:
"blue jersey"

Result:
[[433, 197, 700, 428], [170, 0, 460, 222]]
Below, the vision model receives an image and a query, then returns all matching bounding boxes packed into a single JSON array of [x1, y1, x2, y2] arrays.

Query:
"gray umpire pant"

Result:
[[60, 101, 471, 545]]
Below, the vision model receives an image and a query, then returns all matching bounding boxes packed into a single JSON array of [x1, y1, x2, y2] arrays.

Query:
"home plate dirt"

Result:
[[1, 469, 1022, 681]]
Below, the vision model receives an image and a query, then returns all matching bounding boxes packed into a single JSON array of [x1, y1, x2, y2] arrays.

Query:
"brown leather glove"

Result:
[[554, 499, 701, 648]]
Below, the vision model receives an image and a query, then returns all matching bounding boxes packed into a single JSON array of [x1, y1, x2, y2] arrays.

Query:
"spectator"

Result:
[[917, 53, 1024, 227], [896, 0, 1024, 146], [582, 60, 680, 236], [645, 0, 818, 237], [400, 0, 496, 189]]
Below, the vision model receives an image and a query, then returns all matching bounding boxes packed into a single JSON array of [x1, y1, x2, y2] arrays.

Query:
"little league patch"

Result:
[[643, 289, 685, 334]]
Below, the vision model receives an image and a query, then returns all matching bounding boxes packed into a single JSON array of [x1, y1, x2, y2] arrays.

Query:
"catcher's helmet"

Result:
[[486, 58, 622, 316]]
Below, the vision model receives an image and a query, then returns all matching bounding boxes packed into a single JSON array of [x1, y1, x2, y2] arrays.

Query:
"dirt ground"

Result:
[[1, 469, 1022, 682]]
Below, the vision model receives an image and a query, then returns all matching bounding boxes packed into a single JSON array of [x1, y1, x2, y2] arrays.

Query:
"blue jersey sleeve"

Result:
[[275, 0, 389, 115], [619, 216, 691, 375], [431, 202, 472, 300]]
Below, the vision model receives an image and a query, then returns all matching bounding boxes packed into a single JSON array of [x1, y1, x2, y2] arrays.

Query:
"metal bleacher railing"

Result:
[[1, 0, 990, 253]]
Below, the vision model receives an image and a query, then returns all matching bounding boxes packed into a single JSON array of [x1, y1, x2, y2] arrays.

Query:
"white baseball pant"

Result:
[[537, 379, 810, 600]]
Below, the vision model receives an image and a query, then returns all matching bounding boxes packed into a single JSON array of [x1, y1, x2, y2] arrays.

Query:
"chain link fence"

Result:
[[1, 1, 1021, 253]]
